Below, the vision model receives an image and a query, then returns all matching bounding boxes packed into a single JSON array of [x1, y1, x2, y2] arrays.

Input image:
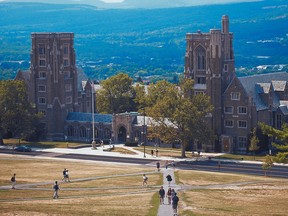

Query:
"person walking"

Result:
[[142, 174, 148, 186], [11, 173, 16, 189], [65, 169, 70, 182], [159, 186, 165, 205], [53, 181, 60, 199], [156, 149, 159, 157], [62, 168, 67, 182], [156, 161, 160, 171], [166, 174, 172, 186], [172, 192, 179, 216], [171, 189, 176, 199], [167, 187, 172, 205], [151, 149, 154, 157]]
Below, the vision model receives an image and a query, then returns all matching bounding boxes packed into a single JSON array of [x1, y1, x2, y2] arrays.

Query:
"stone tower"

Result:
[[29, 33, 79, 140], [184, 15, 235, 151]]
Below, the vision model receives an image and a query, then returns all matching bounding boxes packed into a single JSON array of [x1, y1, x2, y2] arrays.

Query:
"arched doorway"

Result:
[[118, 126, 127, 143]]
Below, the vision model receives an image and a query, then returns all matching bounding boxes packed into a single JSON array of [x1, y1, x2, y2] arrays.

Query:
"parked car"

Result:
[[14, 145, 32, 152]]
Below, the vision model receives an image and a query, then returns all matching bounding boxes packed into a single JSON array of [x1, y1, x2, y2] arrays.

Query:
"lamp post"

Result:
[[142, 108, 146, 158], [91, 81, 96, 149]]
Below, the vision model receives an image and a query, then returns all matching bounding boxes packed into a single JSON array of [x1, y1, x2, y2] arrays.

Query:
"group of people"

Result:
[[10, 168, 69, 199], [11, 164, 180, 214], [159, 186, 179, 215], [150, 149, 159, 157]]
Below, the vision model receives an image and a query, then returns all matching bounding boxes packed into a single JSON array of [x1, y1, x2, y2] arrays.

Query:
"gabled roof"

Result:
[[238, 72, 288, 111], [66, 112, 112, 123]]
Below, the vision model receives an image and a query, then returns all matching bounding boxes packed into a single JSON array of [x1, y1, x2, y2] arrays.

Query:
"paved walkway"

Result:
[[158, 167, 181, 216]]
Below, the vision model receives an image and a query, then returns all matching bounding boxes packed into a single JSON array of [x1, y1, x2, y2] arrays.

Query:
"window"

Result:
[[231, 92, 240, 100], [224, 120, 234, 128], [39, 60, 46, 67], [66, 96, 72, 104], [63, 45, 69, 55], [238, 120, 247, 128], [276, 114, 282, 129], [196, 76, 206, 84], [224, 64, 228, 72], [39, 110, 46, 117], [38, 97, 46, 104], [104, 128, 111, 139], [79, 126, 86, 138], [195, 91, 204, 95], [196, 46, 206, 70], [64, 59, 69, 67], [224, 106, 233, 114], [39, 72, 46, 78], [38, 85, 46, 92], [65, 84, 72, 92], [67, 126, 75, 137], [238, 136, 247, 148], [38, 44, 45, 55], [238, 106, 247, 114]]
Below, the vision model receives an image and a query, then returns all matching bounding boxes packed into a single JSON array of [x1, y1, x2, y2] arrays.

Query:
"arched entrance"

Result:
[[118, 126, 127, 143]]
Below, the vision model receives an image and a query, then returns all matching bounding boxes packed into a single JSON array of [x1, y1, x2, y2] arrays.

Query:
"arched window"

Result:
[[104, 128, 111, 139], [67, 126, 74, 137], [196, 46, 206, 70], [79, 126, 87, 138]]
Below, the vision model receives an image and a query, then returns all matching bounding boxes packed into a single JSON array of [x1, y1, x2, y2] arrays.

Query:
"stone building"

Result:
[[184, 15, 288, 153], [15, 18, 288, 153]]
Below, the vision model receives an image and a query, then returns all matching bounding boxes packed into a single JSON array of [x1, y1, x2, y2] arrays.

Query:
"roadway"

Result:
[[0, 148, 158, 165], [177, 160, 288, 179], [0, 148, 287, 178]]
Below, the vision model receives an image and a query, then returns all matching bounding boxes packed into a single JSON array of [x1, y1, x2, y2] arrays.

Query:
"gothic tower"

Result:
[[184, 15, 235, 151], [29, 33, 79, 140]]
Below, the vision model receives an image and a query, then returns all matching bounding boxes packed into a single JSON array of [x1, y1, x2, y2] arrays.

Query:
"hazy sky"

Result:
[[101, 0, 124, 2]]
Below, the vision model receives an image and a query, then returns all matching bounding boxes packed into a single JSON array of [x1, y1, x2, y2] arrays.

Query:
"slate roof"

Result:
[[66, 112, 112, 123], [238, 72, 288, 111]]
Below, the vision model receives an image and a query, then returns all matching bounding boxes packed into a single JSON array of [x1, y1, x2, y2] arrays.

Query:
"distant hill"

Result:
[[2, 0, 262, 9], [0, 0, 287, 80]]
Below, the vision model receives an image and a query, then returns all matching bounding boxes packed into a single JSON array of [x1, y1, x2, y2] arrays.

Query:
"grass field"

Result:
[[0, 155, 161, 216], [176, 170, 288, 216]]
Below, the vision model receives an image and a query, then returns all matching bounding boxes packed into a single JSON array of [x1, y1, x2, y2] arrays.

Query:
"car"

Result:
[[14, 145, 32, 152]]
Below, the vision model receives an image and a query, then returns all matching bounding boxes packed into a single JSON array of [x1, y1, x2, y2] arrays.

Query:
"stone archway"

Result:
[[118, 126, 127, 143]]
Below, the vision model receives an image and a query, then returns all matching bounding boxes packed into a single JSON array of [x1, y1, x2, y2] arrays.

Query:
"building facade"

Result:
[[15, 19, 288, 153], [184, 15, 288, 153]]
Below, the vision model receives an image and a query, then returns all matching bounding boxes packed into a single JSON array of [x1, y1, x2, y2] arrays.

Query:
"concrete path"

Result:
[[157, 167, 181, 216]]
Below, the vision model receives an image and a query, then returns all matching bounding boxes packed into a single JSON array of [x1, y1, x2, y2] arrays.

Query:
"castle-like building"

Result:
[[16, 16, 288, 153], [184, 15, 288, 153]]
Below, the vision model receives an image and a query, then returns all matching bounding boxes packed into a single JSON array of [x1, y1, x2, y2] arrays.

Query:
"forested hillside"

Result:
[[0, 0, 287, 80]]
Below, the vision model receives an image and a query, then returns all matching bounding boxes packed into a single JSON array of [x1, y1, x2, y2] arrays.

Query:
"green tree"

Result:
[[137, 78, 214, 157], [249, 128, 260, 160], [96, 73, 136, 114], [0, 80, 39, 144], [259, 122, 288, 163]]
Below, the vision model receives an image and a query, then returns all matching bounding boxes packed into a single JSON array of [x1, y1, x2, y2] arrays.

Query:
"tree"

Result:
[[0, 80, 39, 144], [262, 155, 273, 177], [137, 78, 214, 157], [96, 73, 136, 114], [259, 122, 288, 163], [249, 128, 260, 160]]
